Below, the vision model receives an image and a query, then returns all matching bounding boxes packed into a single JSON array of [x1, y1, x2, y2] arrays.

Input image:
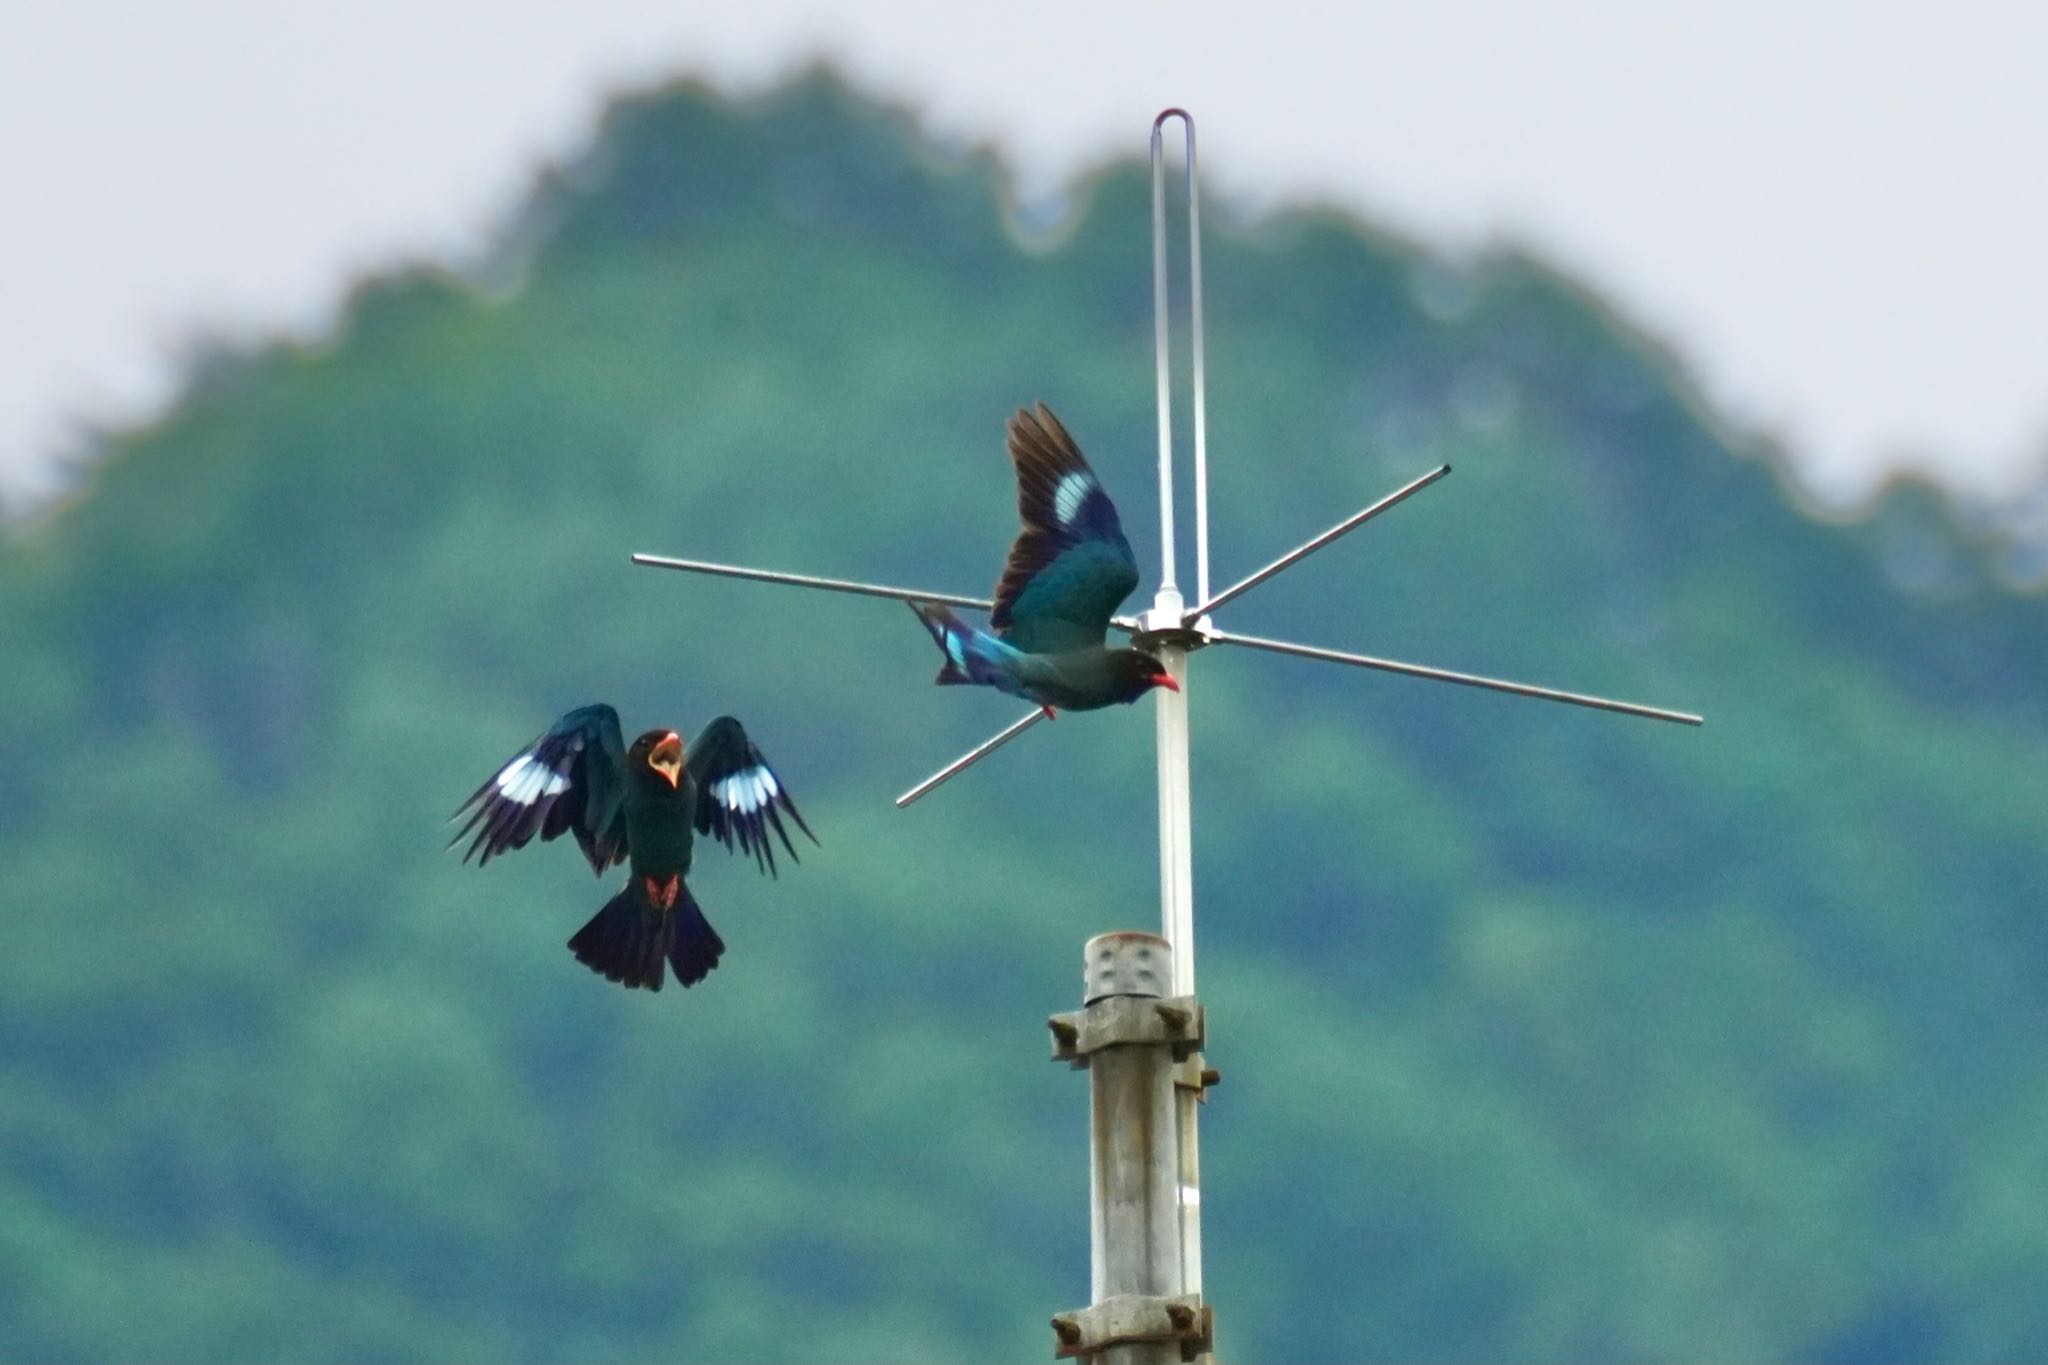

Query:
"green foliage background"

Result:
[[3, 75, 2044, 1362]]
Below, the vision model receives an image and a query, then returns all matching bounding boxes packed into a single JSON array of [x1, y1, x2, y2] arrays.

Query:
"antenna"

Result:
[[632, 108, 1701, 1362]]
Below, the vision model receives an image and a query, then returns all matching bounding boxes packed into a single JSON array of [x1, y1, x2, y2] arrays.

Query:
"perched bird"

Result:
[[912, 403, 1179, 714], [450, 706, 813, 991]]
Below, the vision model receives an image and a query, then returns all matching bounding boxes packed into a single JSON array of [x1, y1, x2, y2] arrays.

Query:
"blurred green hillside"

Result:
[[3, 74, 2045, 1363]]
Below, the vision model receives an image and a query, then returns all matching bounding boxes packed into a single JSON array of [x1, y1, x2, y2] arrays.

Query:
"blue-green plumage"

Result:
[[913, 404, 1176, 712]]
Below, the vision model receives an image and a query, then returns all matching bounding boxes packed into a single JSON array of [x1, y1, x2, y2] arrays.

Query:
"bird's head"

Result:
[[1108, 649, 1181, 703], [631, 728, 686, 788]]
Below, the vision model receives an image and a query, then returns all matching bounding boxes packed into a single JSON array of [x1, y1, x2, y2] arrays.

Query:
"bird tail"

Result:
[[568, 876, 725, 991], [909, 601, 1021, 688], [666, 881, 725, 987]]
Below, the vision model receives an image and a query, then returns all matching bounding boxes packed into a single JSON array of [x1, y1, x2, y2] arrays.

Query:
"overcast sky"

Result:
[[6, 0, 2046, 510]]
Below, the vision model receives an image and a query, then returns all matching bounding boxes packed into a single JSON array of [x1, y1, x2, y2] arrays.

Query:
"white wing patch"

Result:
[[494, 753, 569, 806], [714, 765, 780, 814], [1053, 471, 1094, 527]]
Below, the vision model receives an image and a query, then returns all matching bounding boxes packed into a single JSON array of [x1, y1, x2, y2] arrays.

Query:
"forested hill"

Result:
[[3, 73, 2044, 1364]]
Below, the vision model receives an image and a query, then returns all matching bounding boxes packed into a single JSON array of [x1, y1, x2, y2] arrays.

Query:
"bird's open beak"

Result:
[[1152, 672, 1181, 693], [649, 732, 684, 788]]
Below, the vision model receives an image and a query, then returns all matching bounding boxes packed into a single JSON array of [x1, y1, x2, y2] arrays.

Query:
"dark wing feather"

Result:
[[449, 704, 629, 875], [685, 716, 816, 877], [989, 404, 1140, 655]]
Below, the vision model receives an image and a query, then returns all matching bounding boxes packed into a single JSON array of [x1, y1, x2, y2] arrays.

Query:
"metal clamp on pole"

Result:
[[1049, 932, 1212, 1365], [1048, 995, 1205, 1067], [1051, 1295, 1215, 1362]]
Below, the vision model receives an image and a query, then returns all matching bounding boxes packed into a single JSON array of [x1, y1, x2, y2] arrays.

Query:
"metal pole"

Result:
[[1153, 646, 1196, 999], [1149, 643, 1201, 1305], [1149, 107, 1208, 1321]]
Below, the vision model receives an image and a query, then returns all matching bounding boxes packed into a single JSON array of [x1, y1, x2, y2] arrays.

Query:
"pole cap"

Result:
[[1083, 931, 1174, 1004]]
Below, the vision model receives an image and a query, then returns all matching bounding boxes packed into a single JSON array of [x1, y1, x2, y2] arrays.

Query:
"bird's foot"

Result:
[[1040, 705, 1058, 721]]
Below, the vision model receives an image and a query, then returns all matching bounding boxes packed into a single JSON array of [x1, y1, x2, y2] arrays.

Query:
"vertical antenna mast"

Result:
[[1145, 108, 1207, 1306], [1151, 108, 1212, 610], [1151, 119, 1179, 599]]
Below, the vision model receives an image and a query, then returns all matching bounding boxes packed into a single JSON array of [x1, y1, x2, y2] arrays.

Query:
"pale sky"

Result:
[[5, 0, 2047, 511]]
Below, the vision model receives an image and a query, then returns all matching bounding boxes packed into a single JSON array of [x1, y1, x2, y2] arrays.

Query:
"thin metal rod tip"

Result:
[[1207, 628, 1703, 726], [895, 709, 1049, 808], [1184, 463, 1450, 623], [630, 553, 992, 613], [1150, 105, 1209, 609]]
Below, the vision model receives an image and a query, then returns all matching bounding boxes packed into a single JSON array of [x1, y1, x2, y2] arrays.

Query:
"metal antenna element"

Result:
[[632, 556, 1147, 638], [1184, 462, 1449, 622], [1207, 629, 1704, 725], [631, 554, 994, 612], [1141, 110, 1210, 1314], [631, 107, 1703, 1359], [892, 708, 1047, 806], [1152, 108, 1210, 608]]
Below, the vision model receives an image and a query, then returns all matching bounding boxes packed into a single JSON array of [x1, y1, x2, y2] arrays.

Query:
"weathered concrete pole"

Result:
[[1049, 932, 1213, 1364]]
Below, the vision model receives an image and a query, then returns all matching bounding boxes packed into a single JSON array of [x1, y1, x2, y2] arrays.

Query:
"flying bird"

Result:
[[450, 706, 813, 991], [911, 404, 1179, 714]]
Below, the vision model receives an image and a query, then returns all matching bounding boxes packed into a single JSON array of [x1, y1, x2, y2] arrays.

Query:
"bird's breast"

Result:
[[624, 778, 695, 874]]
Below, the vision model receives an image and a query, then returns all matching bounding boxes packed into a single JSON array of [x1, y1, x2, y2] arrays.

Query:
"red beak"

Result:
[[1152, 672, 1181, 693], [649, 732, 684, 788]]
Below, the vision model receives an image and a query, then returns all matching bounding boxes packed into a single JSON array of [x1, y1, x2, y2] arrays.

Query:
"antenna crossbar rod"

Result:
[[893, 708, 1047, 807], [1206, 628, 1704, 725], [1182, 464, 1450, 624], [634, 552, 1145, 634], [630, 554, 992, 612]]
